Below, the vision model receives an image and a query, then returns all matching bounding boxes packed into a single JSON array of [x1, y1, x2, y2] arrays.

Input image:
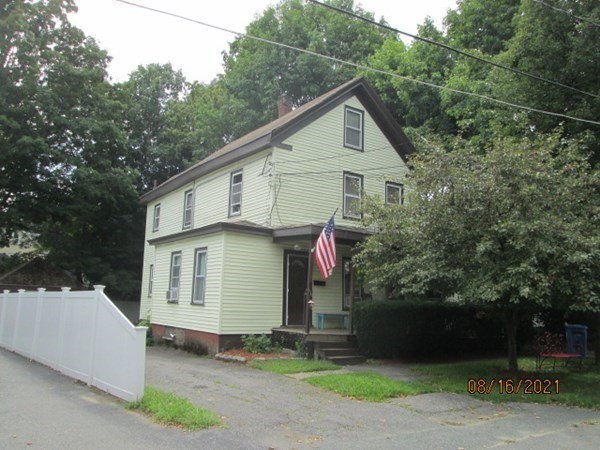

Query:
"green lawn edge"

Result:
[[249, 358, 340, 374], [127, 386, 222, 430]]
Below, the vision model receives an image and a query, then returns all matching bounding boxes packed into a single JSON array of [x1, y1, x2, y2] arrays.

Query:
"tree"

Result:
[[1, 1, 144, 299], [356, 134, 599, 371], [221, 0, 395, 135], [118, 63, 189, 191], [0, 0, 123, 244]]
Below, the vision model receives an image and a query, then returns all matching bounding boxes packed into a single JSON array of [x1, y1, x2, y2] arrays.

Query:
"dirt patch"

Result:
[[215, 349, 296, 363]]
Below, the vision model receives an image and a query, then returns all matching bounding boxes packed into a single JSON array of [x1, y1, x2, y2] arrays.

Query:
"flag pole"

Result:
[[305, 237, 314, 334]]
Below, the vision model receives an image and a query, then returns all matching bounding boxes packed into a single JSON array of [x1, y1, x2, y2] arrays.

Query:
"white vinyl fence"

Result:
[[0, 286, 146, 402]]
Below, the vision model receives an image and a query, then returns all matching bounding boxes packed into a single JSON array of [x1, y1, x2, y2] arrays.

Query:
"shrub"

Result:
[[242, 334, 278, 354]]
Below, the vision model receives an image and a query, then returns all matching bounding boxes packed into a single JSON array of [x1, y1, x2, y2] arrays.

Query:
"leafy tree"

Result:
[[356, 134, 599, 371], [0, 0, 123, 245], [364, 20, 455, 135], [490, 0, 600, 159], [1, 1, 143, 299], [221, 0, 395, 134], [118, 63, 189, 191], [445, 0, 521, 55]]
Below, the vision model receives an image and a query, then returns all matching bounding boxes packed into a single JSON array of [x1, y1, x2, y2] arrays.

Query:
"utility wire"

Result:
[[532, 0, 600, 27], [308, 0, 600, 99], [115, 0, 600, 126]]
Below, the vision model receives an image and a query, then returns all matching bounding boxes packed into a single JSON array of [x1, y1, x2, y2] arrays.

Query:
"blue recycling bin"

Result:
[[564, 323, 587, 357]]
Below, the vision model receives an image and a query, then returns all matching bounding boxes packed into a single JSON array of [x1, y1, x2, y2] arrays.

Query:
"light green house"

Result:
[[139, 78, 414, 354]]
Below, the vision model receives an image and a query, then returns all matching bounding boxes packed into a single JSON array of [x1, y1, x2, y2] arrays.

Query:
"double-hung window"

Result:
[[343, 172, 363, 219], [344, 107, 364, 150], [385, 182, 404, 205], [168, 252, 181, 302], [152, 204, 161, 232], [192, 248, 207, 305], [148, 264, 154, 297], [183, 189, 193, 229], [229, 169, 243, 216]]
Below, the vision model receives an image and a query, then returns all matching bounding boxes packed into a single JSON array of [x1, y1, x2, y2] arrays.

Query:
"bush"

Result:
[[242, 334, 278, 354], [353, 300, 514, 358]]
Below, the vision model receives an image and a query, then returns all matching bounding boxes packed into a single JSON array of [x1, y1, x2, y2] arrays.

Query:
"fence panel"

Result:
[[0, 286, 146, 402]]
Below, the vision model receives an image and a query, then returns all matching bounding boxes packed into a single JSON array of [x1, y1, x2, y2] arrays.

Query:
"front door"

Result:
[[285, 252, 308, 325]]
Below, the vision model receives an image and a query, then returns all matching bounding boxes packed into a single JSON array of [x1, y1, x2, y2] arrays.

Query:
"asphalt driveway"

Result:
[[2, 346, 599, 449]]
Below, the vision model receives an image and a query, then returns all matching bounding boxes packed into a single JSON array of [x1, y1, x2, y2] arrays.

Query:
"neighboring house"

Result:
[[139, 78, 415, 354], [0, 256, 84, 292]]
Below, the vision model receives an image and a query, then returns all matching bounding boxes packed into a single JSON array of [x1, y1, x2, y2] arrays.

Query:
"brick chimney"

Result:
[[277, 94, 293, 118]]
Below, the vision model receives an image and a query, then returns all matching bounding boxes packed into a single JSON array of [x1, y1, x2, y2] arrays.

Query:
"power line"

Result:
[[532, 0, 600, 27], [115, 0, 600, 126], [308, 0, 600, 100]]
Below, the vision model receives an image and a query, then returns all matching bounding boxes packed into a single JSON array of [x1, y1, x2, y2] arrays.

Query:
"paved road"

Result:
[[2, 346, 599, 449]]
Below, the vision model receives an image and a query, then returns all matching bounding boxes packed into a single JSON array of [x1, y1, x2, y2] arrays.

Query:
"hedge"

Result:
[[353, 300, 510, 358]]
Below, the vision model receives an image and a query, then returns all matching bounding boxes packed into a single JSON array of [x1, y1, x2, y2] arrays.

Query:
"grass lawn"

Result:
[[249, 358, 340, 374], [305, 372, 432, 402], [127, 386, 221, 430], [412, 357, 600, 409]]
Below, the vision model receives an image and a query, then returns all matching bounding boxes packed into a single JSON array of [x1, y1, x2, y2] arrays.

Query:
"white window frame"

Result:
[[152, 203, 161, 232], [344, 107, 364, 150], [148, 264, 154, 297], [229, 169, 243, 216], [343, 172, 363, 219], [385, 182, 404, 205], [191, 248, 207, 305], [168, 252, 181, 303], [183, 189, 193, 229]]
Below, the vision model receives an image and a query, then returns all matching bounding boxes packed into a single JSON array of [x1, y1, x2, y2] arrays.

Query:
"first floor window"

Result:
[[192, 248, 207, 305], [385, 182, 404, 205], [229, 169, 243, 216], [148, 264, 154, 297], [168, 252, 181, 302], [343, 172, 363, 219]]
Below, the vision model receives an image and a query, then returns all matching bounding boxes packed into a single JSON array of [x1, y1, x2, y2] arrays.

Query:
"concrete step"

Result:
[[326, 355, 367, 365], [318, 347, 359, 357]]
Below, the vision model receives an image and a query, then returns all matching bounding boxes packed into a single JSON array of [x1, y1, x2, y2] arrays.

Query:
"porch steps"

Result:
[[316, 341, 366, 366]]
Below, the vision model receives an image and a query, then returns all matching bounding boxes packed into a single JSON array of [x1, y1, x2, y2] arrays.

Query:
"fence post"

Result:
[[0, 290, 8, 347], [31, 288, 46, 360], [56, 287, 71, 371], [88, 285, 105, 386], [10, 289, 25, 352]]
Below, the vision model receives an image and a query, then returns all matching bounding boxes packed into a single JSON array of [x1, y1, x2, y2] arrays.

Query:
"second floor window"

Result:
[[229, 169, 243, 216], [344, 107, 364, 150], [343, 172, 363, 219], [183, 189, 193, 229], [153, 204, 161, 232], [385, 182, 404, 205]]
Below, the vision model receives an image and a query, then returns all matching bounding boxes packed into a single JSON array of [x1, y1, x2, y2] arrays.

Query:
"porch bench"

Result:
[[315, 312, 349, 330]]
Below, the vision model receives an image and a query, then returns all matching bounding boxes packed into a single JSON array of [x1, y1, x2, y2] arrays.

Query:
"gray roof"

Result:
[[140, 77, 414, 204]]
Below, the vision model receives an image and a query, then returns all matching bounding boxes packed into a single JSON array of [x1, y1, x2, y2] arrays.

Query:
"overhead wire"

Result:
[[115, 0, 600, 126], [532, 0, 600, 27], [308, 0, 599, 100]]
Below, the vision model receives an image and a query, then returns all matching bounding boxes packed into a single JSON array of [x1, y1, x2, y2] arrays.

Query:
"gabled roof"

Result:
[[140, 77, 415, 204]]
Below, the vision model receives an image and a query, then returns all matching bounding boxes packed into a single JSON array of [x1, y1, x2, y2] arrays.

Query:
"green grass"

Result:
[[249, 358, 340, 374], [305, 372, 432, 401], [412, 357, 600, 409], [127, 386, 221, 430]]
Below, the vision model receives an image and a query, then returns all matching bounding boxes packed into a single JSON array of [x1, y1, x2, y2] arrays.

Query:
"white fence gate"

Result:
[[0, 286, 146, 402]]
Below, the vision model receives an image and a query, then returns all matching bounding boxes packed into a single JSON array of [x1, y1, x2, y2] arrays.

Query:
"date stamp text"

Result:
[[467, 378, 560, 395]]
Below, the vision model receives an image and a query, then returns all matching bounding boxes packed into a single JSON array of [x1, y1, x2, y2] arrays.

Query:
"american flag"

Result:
[[315, 215, 336, 279]]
